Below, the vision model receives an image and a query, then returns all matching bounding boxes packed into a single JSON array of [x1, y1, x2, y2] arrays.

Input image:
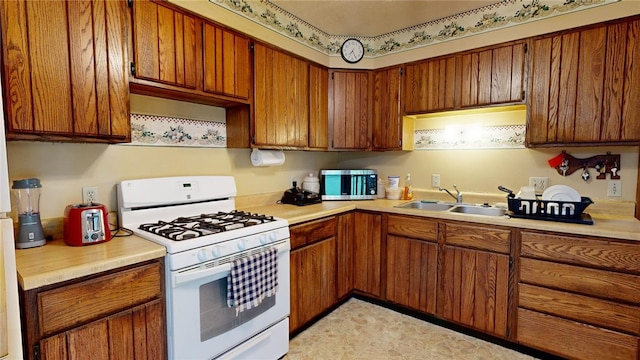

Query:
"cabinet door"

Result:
[[353, 212, 382, 297], [603, 19, 640, 142], [132, 0, 199, 89], [329, 70, 371, 150], [39, 300, 166, 360], [289, 238, 337, 333], [386, 236, 437, 314], [203, 23, 250, 100], [372, 67, 403, 150], [402, 56, 456, 114], [528, 18, 640, 145], [1, 0, 129, 142], [308, 64, 329, 150], [440, 245, 510, 337], [459, 42, 526, 107], [336, 213, 355, 299], [253, 43, 309, 148]]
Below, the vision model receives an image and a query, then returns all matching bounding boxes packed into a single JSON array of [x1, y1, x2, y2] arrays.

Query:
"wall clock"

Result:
[[340, 38, 364, 64]]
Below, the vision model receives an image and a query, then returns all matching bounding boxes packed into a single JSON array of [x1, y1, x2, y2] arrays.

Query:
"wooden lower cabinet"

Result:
[[517, 308, 638, 360], [353, 212, 382, 297], [289, 217, 338, 334], [289, 238, 337, 334], [40, 300, 165, 360], [385, 215, 438, 313], [21, 261, 166, 360], [439, 222, 511, 337], [386, 236, 437, 313], [336, 213, 355, 299], [517, 231, 640, 359]]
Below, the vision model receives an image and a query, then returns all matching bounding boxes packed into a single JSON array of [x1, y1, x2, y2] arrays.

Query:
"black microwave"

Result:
[[320, 169, 378, 200]]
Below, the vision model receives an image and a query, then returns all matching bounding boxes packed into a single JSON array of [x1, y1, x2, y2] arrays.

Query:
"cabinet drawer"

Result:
[[517, 308, 638, 360], [290, 217, 336, 249], [444, 223, 510, 254], [521, 231, 640, 274], [520, 258, 640, 304], [519, 283, 640, 335], [387, 215, 437, 242], [38, 262, 162, 336]]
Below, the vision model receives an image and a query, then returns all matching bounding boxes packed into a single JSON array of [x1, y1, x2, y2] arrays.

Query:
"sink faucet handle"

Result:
[[452, 184, 463, 203]]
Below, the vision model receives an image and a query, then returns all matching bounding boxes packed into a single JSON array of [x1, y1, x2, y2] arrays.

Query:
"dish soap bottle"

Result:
[[403, 173, 413, 200]]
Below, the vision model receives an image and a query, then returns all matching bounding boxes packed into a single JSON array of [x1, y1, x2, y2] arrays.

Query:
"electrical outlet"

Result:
[[529, 177, 549, 193], [431, 174, 440, 188], [607, 180, 622, 197], [82, 186, 98, 204]]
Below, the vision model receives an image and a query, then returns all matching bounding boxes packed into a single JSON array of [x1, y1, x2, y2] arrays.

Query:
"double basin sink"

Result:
[[395, 201, 507, 217]]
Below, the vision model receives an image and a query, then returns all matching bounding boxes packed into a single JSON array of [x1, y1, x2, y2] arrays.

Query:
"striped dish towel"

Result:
[[227, 247, 279, 316]]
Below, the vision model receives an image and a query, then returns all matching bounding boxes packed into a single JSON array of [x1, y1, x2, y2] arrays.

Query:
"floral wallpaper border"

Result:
[[127, 113, 227, 147], [414, 125, 526, 150], [208, 0, 619, 59]]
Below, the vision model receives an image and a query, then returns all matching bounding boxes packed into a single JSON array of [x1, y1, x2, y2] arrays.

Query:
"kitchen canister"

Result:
[[302, 173, 320, 193], [388, 176, 400, 189]]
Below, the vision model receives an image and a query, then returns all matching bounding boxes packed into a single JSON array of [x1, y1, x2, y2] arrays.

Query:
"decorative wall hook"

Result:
[[547, 151, 620, 180]]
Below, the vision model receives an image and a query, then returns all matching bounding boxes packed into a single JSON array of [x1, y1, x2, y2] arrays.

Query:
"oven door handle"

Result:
[[172, 241, 290, 288], [172, 263, 231, 288]]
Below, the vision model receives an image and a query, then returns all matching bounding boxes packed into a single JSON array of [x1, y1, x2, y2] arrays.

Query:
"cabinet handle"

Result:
[[130, 62, 136, 76]]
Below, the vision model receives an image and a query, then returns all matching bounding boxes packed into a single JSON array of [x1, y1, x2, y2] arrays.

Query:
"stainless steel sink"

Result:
[[448, 204, 506, 217], [395, 201, 456, 211]]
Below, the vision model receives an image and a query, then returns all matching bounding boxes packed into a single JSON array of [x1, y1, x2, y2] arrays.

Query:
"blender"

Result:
[[12, 178, 46, 249]]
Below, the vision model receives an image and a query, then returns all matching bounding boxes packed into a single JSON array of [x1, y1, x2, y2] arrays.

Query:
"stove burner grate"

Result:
[[138, 210, 276, 241]]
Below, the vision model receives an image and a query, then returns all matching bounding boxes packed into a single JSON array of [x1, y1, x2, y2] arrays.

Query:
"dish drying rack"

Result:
[[506, 196, 594, 225]]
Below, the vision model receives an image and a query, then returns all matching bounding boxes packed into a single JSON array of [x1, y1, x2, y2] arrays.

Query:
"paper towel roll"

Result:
[[251, 148, 285, 167]]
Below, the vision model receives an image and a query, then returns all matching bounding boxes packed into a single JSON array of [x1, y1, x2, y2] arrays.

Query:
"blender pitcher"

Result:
[[12, 178, 46, 249]]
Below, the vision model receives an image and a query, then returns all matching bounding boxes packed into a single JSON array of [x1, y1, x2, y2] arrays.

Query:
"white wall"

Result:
[[6, 142, 338, 219], [336, 147, 639, 202]]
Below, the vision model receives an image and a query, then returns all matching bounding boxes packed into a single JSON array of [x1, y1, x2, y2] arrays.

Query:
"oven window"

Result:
[[199, 277, 276, 342]]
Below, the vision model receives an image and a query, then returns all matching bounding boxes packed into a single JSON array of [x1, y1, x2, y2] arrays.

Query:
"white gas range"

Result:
[[118, 176, 290, 360]]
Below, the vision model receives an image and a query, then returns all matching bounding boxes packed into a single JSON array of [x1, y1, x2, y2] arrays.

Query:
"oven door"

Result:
[[168, 240, 290, 360]]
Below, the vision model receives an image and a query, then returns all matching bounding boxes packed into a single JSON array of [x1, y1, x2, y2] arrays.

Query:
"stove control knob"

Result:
[[259, 234, 269, 245], [269, 232, 277, 241], [238, 240, 247, 251], [211, 246, 222, 258], [197, 249, 208, 262]]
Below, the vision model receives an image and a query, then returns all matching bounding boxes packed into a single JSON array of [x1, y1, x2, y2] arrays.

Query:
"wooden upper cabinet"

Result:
[[459, 41, 526, 108], [308, 64, 329, 150], [1, 0, 130, 142], [329, 70, 372, 150], [253, 43, 309, 148], [203, 23, 251, 100], [131, 0, 252, 107], [372, 66, 403, 151], [132, 0, 199, 89], [402, 56, 456, 114], [528, 17, 640, 146]]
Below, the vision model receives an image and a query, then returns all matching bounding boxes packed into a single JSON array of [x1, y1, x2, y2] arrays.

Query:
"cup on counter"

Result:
[[388, 176, 400, 189]]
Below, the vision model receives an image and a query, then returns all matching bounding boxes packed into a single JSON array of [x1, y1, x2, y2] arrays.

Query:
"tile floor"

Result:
[[287, 298, 538, 360]]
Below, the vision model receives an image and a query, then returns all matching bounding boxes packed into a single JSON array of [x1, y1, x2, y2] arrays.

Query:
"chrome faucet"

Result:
[[439, 184, 463, 203]]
